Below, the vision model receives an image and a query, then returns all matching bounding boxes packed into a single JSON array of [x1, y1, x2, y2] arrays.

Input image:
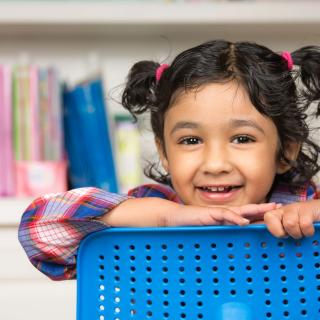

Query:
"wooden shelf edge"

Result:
[[0, 2, 319, 25]]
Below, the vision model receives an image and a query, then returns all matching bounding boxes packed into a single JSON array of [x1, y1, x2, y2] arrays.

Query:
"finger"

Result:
[[282, 209, 303, 239], [264, 209, 287, 238], [209, 208, 250, 226], [299, 212, 315, 237], [232, 203, 278, 223], [233, 202, 277, 217], [169, 206, 247, 227]]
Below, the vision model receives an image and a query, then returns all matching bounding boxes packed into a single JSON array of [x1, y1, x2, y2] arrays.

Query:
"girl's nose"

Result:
[[200, 145, 233, 175]]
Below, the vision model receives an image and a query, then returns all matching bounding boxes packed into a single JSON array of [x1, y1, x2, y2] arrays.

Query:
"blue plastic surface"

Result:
[[77, 225, 320, 319]]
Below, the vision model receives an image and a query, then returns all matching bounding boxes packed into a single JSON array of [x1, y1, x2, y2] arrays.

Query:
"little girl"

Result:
[[19, 40, 320, 280]]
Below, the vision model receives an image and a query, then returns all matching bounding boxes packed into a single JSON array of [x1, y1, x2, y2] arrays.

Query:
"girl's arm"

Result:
[[18, 184, 185, 280], [99, 197, 277, 228], [18, 187, 130, 280], [18, 185, 277, 280]]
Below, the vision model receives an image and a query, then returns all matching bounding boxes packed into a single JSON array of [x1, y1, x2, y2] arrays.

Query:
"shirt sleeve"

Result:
[[128, 183, 182, 203], [18, 187, 130, 280], [307, 181, 320, 200], [313, 183, 320, 199]]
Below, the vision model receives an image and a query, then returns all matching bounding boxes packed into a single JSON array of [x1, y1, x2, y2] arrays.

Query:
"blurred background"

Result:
[[0, 1, 319, 319]]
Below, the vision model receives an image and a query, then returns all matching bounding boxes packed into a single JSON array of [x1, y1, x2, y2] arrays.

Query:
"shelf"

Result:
[[0, 197, 33, 226], [0, 1, 319, 37]]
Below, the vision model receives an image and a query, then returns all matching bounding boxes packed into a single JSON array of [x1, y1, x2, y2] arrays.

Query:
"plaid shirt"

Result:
[[18, 182, 319, 280]]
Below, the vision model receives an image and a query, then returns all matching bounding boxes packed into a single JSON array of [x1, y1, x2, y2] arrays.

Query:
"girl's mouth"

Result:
[[196, 185, 242, 203], [198, 186, 241, 193]]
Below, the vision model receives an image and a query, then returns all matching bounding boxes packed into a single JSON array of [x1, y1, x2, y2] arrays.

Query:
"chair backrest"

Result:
[[77, 225, 320, 320]]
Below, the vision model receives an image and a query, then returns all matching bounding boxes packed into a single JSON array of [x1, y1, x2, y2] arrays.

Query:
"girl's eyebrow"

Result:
[[170, 121, 199, 135], [170, 119, 266, 135], [229, 119, 266, 135]]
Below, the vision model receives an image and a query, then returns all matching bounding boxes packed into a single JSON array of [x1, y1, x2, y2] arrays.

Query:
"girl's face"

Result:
[[158, 81, 287, 207]]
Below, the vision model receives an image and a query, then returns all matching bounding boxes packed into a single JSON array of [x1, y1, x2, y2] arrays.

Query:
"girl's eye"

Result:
[[178, 137, 202, 145], [232, 135, 255, 144]]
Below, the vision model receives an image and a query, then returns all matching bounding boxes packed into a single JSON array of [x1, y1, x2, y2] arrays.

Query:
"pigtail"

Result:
[[122, 60, 172, 185], [122, 60, 160, 120], [292, 46, 320, 116]]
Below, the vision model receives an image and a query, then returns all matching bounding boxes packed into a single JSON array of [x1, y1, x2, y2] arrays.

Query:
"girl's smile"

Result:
[[158, 81, 285, 207], [196, 184, 242, 204]]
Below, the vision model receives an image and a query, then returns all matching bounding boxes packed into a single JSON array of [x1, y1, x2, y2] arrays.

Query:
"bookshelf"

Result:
[[0, 1, 319, 320], [0, 1, 320, 36]]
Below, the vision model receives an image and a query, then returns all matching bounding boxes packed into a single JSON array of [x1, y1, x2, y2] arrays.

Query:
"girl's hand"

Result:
[[164, 202, 277, 227], [99, 198, 277, 228], [264, 200, 320, 239]]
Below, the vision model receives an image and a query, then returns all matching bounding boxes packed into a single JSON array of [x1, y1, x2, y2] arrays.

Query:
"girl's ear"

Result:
[[155, 138, 169, 172], [276, 142, 301, 174]]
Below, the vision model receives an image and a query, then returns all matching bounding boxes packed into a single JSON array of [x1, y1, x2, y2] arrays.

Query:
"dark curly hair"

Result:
[[122, 40, 320, 193]]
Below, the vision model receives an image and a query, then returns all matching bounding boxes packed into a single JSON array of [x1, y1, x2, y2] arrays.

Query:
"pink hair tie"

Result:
[[156, 63, 169, 82], [281, 51, 293, 70]]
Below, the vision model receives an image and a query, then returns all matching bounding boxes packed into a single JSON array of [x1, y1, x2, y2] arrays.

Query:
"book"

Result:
[[63, 88, 91, 188], [39, 67, 64, 161], [63, 78, 118, 192], [38, 68, 51, 160], [114, 114, 141, 193], [0, 65, 15, 196], [12, 65, 67, 197], [49, 67, 64, 161], [12, 65, 40, 161], [12, 66, 22, 162]]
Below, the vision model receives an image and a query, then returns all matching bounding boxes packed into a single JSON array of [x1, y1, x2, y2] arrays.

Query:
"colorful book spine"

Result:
[[12, 65, 67, 198], [12, 65, 40, 161], [38, 67, 64, 161], [29, 65, 40, 161], [0, 65, 15, 196], [49, 67, 64, 161], [63, 78, 118, 192], [38, 68, 50, 160], [114, 114, 141, 193], [87, 78, 118, 192], [12, 66, 23, 161], [18, 66, 30, 160], [63, 88, 90, 188]]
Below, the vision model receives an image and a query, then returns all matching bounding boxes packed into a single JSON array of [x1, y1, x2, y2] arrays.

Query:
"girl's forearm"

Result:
[[98, 197, 179, 227]]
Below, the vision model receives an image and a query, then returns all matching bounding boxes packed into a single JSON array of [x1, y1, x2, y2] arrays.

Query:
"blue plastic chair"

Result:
[[77, 225, 320, 319]]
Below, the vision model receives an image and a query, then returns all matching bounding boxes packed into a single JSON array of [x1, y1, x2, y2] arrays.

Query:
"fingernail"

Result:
[[276, 203, 283, 208]]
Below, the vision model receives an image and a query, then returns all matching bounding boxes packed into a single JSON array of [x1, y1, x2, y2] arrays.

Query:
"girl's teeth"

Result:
[[204, 186, 232, 192]]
